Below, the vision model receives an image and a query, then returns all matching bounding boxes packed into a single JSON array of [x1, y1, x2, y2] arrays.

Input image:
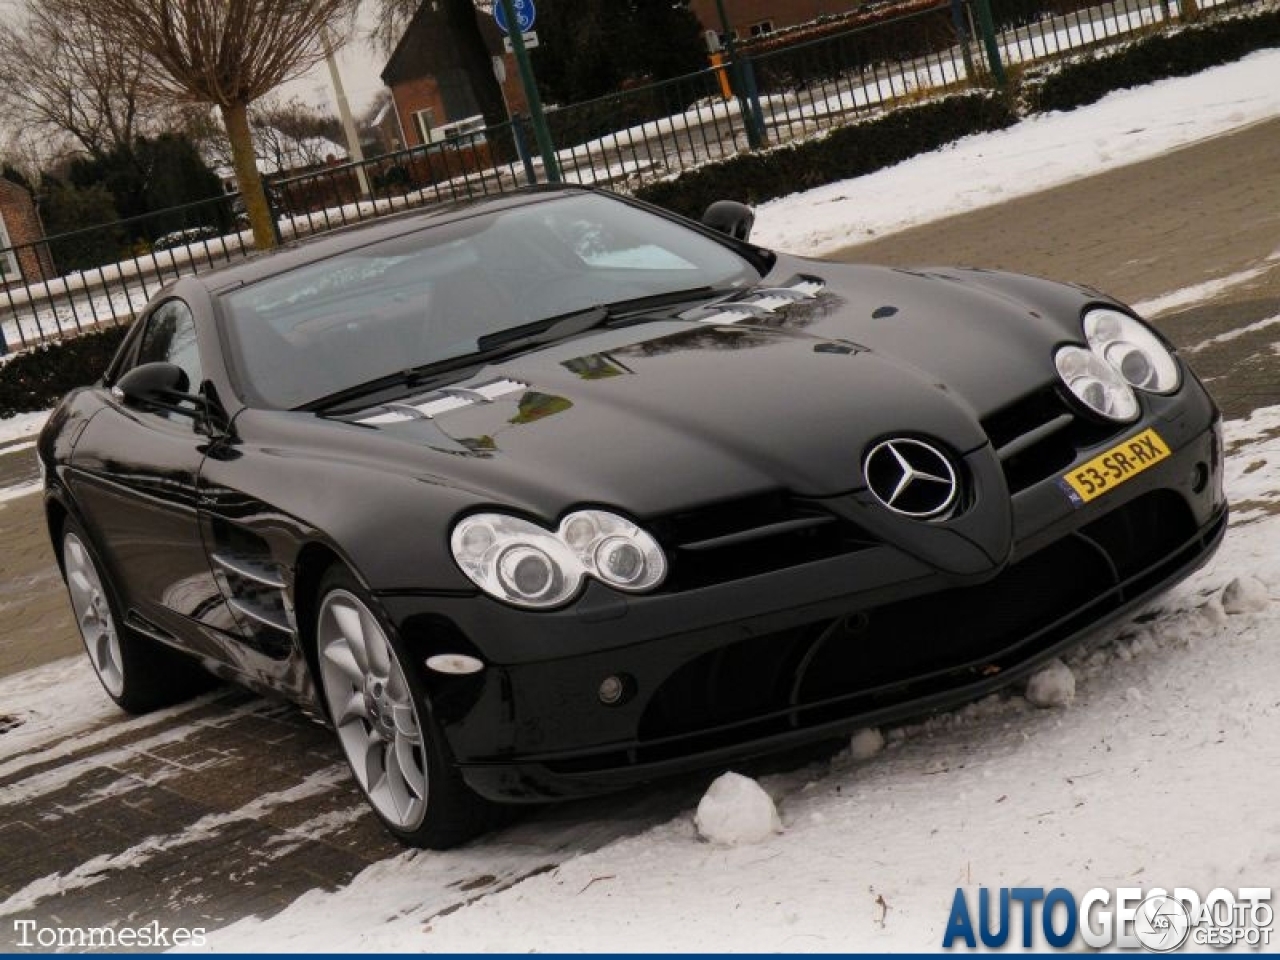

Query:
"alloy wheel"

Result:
[[63, 532, 125, 698], [317, 589, 428, 830]]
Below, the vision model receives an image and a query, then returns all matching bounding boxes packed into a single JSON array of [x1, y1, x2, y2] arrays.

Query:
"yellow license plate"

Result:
[[1061, 428, 1170, 504]]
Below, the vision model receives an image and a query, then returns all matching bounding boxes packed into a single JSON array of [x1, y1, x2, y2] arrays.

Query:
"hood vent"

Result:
[[693, 275, 825, 326], [357, 378, 528, 425]]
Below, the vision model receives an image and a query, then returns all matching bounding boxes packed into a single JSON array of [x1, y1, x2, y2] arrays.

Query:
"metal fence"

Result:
[[0, 0, 1257, 356]]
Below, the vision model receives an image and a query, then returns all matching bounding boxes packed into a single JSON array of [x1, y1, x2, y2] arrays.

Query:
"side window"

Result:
[[135, 300, 203, 393]]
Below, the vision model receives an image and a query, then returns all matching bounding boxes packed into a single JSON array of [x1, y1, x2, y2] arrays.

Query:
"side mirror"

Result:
[[702, 200, 755, 242], [113, 362, 202, 416]]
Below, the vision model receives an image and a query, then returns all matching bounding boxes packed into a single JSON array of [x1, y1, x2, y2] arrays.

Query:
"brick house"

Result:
[[0, 179, 54, 287], [688, 0, 859, 41], [381, 1, 528, 149]]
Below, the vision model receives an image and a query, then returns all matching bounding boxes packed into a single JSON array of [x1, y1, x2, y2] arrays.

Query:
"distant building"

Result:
[[688, 0, 859, 42], [0, 179, 54, 287], [380, 1, 527, 149]]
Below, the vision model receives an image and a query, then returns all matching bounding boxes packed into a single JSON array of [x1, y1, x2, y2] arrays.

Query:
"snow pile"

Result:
[[848, 727, 886, 760], [1023, 658, 1076, 708], [694, 772, 782, 846], [753, 48, 1280, 256], [1221, 576, 1270, 615]]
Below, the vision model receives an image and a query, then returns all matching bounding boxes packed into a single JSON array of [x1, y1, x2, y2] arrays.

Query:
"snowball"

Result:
[[1221, 576, 1270, 615], [849, 727, 885, 760], [694, 772, 781, 846], [1024, 658, 1076, 708]]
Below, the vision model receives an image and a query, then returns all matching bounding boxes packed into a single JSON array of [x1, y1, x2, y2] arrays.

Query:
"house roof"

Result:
[[380, 0, 504, 86]]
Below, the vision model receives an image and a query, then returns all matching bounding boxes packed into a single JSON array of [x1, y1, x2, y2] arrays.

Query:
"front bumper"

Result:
[[383, 394, 1226, 803]]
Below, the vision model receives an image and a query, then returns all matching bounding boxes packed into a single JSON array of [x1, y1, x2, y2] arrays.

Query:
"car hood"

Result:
[[278, 262, 1096, 517]]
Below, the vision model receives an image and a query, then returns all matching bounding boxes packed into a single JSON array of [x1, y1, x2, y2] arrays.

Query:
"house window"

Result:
[[749, 20, 774, 37], [0, 210, 19, 282], [413, 108, 438, 145]]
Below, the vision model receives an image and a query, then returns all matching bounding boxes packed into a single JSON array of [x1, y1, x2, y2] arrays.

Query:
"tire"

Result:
[[60, 516, 212, 714], [313, 565, 495, 849]]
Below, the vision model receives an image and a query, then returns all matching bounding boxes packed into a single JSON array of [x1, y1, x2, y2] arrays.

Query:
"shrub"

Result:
[[1029, 10, 1280, 112], [0, 326, 129, 418], [635, 92, 1016, 220]]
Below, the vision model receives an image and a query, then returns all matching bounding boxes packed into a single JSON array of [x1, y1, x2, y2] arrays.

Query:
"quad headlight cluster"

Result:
[[1055, 308, 1180, 421], [451, 509, 667, 609]]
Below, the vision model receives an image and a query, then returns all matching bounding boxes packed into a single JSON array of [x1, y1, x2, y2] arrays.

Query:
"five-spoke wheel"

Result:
[[64, 530, 125, 699], [318, 587, 429, 831]]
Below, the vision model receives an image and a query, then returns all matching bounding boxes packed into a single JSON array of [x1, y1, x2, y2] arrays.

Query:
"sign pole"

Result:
[[496, 0, 560, 183]]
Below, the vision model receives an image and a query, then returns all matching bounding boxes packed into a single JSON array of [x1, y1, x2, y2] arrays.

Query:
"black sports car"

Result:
[[39, 187, 1226, 847]]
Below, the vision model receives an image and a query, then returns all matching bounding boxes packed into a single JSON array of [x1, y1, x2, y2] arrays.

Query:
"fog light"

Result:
[[598, 674, 626, 705]]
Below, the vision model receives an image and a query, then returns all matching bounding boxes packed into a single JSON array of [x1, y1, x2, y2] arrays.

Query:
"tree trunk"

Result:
[[1180, 0, 1200, 19], [220, 100, 276, 251]]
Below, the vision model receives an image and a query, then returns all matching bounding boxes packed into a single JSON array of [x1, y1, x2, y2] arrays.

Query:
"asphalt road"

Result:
[[0, 116, 1277, 949]]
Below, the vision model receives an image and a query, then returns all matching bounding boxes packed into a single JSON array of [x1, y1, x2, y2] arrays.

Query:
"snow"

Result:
[[0, 409, 50, 446], [694, 772, 783, 846], [1022, 658, 1077, 708], [1220, 576, 1271, 615], [848, 727, 886, 761], [1133, 250, 1280, 319], [753, 48, 1280, 256]]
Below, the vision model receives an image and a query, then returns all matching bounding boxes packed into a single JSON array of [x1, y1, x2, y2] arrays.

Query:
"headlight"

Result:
[[1083, 308, 1180, 394], [1055, 345, 1139, 422], [561, 509, 666, 592], [450, 509, 666, 609]]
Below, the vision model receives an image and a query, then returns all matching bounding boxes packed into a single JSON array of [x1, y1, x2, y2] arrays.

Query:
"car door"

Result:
[[67, 299, 240, 653]]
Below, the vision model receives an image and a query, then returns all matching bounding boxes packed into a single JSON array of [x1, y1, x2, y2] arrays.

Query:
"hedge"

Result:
[[636, 92, 1017, 220], [0, 326, 127, 419], [1029, 9, 1280, 112]]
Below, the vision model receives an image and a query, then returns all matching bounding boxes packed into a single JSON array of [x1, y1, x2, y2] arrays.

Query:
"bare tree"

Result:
[[66, 0, 357, 250], [254, 96, 347, 171], [0, 0, 158, 163]]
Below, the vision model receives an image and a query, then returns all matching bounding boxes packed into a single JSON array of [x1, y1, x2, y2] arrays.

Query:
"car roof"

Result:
[[196, 185, 595, 293]]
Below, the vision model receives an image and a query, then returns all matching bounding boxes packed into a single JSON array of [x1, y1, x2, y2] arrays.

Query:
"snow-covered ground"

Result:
[[753, 47, 1280, 255], [0, 409, 50, 447]]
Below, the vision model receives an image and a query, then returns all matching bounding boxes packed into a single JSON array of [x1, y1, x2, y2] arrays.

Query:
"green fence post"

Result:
[[498, 0, 561, 182], [970, 0, 1007, 88], [713, 0, 763, 150]]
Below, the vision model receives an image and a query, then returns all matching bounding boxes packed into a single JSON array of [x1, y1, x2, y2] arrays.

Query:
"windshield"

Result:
[[220, 194, 761, 409]]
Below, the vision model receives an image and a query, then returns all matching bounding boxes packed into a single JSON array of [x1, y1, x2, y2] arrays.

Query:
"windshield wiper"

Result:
[[476, 285, 730, 352], [300, 287, 731, 414], [298, 352, 497, 414]]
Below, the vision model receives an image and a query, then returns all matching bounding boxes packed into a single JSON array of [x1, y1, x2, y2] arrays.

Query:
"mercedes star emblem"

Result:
[[863, 438, 958, 518]]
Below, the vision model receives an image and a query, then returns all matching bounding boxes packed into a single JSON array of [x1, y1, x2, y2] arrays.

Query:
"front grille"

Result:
[[588, 489, 1207, 769], [650, 491, 877, 591], [982, 386, 1124, 494]]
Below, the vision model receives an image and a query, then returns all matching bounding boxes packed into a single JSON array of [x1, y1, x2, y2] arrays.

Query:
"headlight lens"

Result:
[[451, 514, 579, 608], [450, 509, 666, 608], [563, 510, 666, 592], [1083, 308, 1180, 394], [1055, 345, 1139, 422]]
